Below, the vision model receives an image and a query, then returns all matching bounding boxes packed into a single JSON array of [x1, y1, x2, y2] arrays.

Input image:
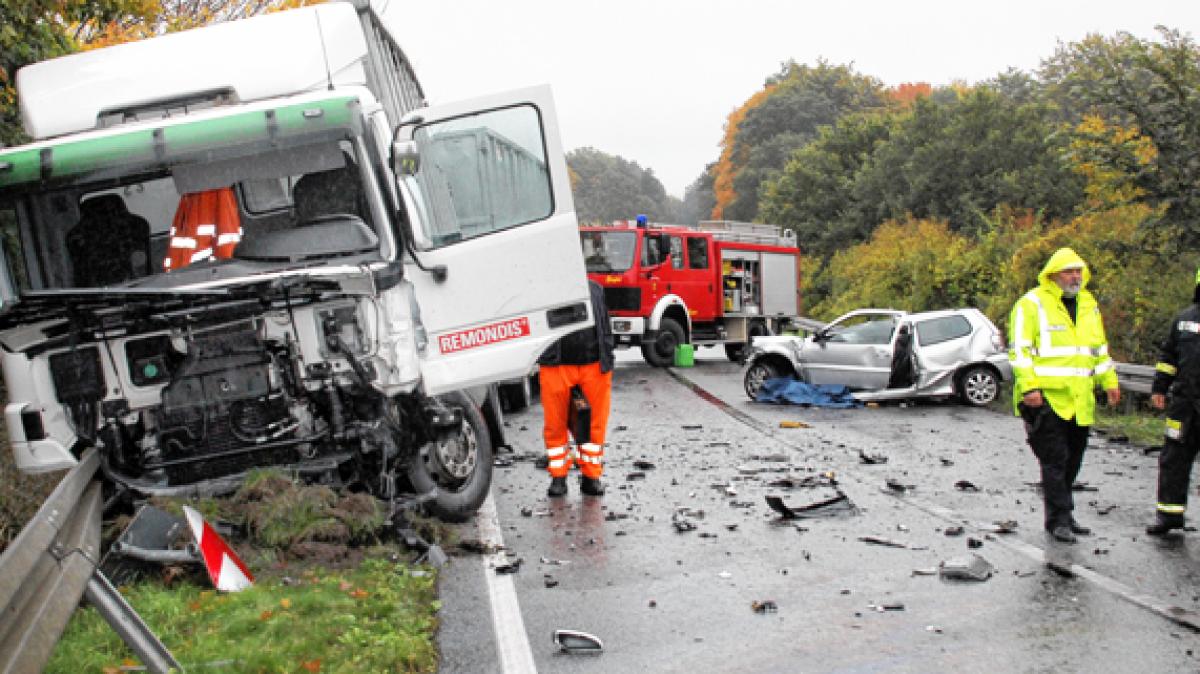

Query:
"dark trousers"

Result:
[[1158, 423, 1200, 516], [1020, 403, 1090, 530]]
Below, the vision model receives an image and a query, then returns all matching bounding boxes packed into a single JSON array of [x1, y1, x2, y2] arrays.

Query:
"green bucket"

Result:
[[674, 343, 695, 367]]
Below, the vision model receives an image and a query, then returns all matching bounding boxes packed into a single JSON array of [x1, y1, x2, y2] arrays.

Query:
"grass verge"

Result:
[[47, 553, 440, 673]]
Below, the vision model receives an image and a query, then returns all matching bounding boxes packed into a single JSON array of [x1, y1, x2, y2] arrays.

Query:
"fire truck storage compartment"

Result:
[[720, 250, 797, 317]]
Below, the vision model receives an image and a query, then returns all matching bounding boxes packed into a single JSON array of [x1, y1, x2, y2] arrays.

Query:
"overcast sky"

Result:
[[381, 1, 1200, 199]]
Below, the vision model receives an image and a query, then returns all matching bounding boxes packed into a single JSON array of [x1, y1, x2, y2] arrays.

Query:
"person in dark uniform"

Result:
[[1147, 267, 1200, 536]]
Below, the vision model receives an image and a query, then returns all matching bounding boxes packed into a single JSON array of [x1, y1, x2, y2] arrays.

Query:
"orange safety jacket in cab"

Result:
[[164, 187, 242, 271]]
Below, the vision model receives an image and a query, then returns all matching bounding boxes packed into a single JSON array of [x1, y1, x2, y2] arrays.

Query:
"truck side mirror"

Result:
[[391, 139, 420, 176]]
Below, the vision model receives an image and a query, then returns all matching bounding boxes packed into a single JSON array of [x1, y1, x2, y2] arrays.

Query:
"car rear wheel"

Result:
[[744, 360, 783, 400], [959, 366, 999, 407]]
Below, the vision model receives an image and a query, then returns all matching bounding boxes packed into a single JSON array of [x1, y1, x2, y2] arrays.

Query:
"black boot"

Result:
[[1146, 513, 1184, 536], [580, 476, 605, 496], [547, 477, 567, 497]]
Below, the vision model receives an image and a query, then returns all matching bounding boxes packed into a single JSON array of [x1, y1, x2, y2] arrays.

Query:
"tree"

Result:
[[679, 165, 716, 225], [567, 147, 680, 225], [1041, 28, 1200, 242], [711, 60, 888, 221]]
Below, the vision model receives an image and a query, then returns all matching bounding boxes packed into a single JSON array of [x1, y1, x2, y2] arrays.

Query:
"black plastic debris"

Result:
[[944, 526, 965, 537], [939, 554, 995, 582], [766, 492, 853, 519], [885, 478, 914, 494], [940, 458, 955, 467], [967, 538, 983, 549], [495, 558, 523, 574], [626, 472, 647, 481], [752, 600, 778, 613], [1071, 482, 1099, 492], [1096, 504, 1117, 516], [632, 460, 656, 470], [954, 480, 981, 492], [521, 507, 533, 517], [554, 629, 604, 653], [681, 424, 703, 430], [604, 512, 629, 521], [871, 602, 905, 612], [614, 425, 628, 432], [859, 450, 888, 465], [858, 536, 908, 549], [544, 576, 559, 588]]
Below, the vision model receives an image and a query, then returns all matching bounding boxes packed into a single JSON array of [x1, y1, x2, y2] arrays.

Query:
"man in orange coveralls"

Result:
[[538, 280, 615, 497], [164, 187, 242, 271]]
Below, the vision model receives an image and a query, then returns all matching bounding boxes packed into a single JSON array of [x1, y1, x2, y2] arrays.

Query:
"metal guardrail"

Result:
[[0, 448, 179, 673]]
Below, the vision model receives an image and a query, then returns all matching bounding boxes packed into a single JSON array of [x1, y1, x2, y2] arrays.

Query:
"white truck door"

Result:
[[395, 85, 591, 395]]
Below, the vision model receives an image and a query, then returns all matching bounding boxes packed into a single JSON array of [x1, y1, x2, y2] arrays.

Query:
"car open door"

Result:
[[394, 86, 591, 395], [804, 310, 901, 389]]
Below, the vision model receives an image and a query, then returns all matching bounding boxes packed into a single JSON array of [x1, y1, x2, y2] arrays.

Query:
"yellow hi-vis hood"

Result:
[[1037, 247, 1091, 296]]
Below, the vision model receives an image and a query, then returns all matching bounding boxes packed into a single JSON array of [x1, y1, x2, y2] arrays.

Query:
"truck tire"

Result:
[[641, 318, 685, 367], [725, 321, 771, 362], [407, 390, 494, 522]]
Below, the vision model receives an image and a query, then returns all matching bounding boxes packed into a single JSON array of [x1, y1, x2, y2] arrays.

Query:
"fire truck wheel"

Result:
[[641, 318, 685, 367], [407, 390, 494, 522]]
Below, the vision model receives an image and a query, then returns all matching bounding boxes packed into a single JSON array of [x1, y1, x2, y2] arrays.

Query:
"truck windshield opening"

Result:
[[581, 230, 636, 273]]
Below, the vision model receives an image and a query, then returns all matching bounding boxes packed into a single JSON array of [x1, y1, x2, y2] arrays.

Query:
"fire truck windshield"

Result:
[[580, 230, 636, 273]]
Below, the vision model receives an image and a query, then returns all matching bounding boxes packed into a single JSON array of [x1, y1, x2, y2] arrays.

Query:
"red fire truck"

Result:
[[581, 218, 802, 366]]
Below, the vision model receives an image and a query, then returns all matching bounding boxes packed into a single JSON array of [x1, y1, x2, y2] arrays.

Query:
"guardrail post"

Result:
[[85, 572, 183, 674]]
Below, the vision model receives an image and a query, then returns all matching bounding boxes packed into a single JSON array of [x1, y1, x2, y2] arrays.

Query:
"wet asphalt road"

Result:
[[437, 349, 1200, 673]]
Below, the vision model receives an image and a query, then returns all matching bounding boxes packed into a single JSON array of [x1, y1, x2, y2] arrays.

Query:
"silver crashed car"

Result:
[[743, 308, 1012, 406]]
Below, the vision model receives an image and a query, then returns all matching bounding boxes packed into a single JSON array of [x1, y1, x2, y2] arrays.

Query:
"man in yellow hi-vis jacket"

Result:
[[1009, 248, 1121, 543]]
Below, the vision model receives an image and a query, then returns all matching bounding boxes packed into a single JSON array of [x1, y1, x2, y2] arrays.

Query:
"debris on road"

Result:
[[681, 424, 704, 430], [870, 602, 906, 612], [632, 460, 656, 470], [886, 478, 915, 494], [940, 458, 956, 467], [540, 557, 570, 566], [673, 519, 697, 533], [926, 625, 944, 634], [912, 568, 938, 576], [944, 526, 965, 537], [751, 600, 778, 613], [967, 538, 984, 549], [626, 472, 647, 481], [1071, 482, 1100, 492], [554, 629, 604, 653], [955, 480, 981, 492], [544, 576, 559, 588], [859, 450, 889, 465], [766, 492, 854, 519], [494, 558, 523, 574], [939, 554, 996, 581], [858, 536, 908, 549], [991, 520, 1018, 534], [780, 420, 812, 429]]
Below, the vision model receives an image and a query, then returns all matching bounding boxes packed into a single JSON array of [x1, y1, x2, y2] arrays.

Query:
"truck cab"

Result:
[[0, 2, 590, 521]]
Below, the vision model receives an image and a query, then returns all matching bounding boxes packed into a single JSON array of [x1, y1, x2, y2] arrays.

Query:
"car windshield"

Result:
[[581, 230, 636, 273], [0, 95, 384, 296], [825, 315, 898, 345]]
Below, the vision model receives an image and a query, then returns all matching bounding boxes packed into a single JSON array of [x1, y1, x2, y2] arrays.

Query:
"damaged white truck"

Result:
[[0, 1, 591, 521]]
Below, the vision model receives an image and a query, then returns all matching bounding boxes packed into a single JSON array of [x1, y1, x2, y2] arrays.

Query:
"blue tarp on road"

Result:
[[754, 377, 862, 408]]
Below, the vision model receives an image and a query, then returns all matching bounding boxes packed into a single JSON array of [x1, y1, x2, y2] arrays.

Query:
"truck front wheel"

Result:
[[641, 318, 685, 367], [406, 390, 494, 522]]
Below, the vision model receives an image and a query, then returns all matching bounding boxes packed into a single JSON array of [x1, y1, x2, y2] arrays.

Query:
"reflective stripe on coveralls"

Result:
[[539, 362, 612, 478]]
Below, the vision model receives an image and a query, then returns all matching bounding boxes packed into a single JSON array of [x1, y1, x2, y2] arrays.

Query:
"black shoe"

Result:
[[580, 477, 605, 496], [1146, 514, 1184, 537], [1049, 526, 1077, 543], [1069, 520, 1092, 536], [547, 477, 567, 497]]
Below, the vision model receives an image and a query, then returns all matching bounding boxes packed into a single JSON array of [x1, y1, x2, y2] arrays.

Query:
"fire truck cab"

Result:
[[581, 219, 801, 366]]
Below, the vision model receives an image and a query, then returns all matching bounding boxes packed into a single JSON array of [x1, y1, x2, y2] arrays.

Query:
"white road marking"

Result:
[[477, 492, 538, 674]]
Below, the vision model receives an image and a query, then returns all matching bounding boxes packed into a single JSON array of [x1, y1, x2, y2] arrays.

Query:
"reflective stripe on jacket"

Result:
[[1008, 248, 1118, 425], [164, 188, 242, 271]]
